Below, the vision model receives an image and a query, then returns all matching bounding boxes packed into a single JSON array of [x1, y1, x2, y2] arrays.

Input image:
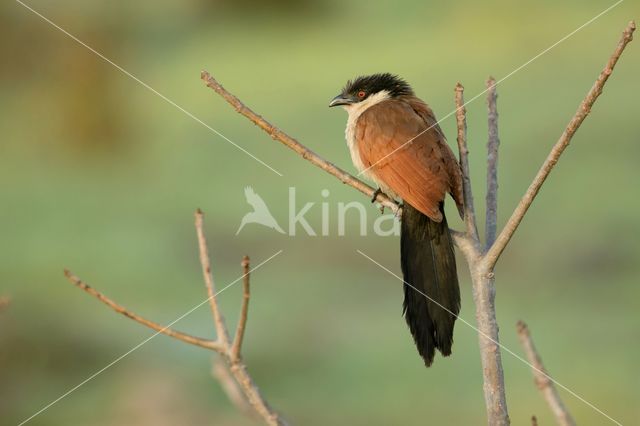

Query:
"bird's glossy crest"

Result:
[[342, 73, 414, 99]]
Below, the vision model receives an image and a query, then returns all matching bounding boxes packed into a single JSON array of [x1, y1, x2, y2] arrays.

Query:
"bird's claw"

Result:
[[371, 188, 383, 203]]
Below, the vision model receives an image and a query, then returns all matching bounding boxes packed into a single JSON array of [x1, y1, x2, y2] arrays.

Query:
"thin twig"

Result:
[[485, 76, 500, 249], [63, 269, 223, 351], [231, 255, 251, 362], [211, 356, 252, 414], [195, 208, 231, 348], [484, 21, 636, 270], [455, 83, 480, 242], [200, 71, 400, 215], [517, 321, 576, 426]]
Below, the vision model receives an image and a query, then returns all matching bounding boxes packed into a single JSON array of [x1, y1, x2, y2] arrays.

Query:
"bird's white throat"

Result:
[[343, 90, 391, 179]]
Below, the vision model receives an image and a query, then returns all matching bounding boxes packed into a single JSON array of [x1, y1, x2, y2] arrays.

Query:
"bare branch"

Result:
[[65, 214, 287, 425], [194, 213, 285, 424], [230, 255, 251, 362], [485, 76, 500, 248], [484, 21, 636, 269], [195, 209, 231, 348], [531, 415, 539, 426], [200, 71, 400, 214], [63, 269, 223, 352], [211, 357, 252, 415], [455, 83, 480, 242], [517, 321, 576, 426], [454, 81, 508, 424], [470, 272, 509, 425]]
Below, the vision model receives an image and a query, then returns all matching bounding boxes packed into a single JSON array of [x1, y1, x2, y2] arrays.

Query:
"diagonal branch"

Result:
[[483, 21, 635, 270], [485, 76, 500, 249], [517, 321, 576, 426], [455, 83, 480, 243], [200, 71, 400, 215], [195, 208, 231, 348], [63, 269, 223, 352]]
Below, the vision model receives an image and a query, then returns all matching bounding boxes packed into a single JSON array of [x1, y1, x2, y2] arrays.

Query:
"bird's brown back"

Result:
[[355, 96, 463, 221]]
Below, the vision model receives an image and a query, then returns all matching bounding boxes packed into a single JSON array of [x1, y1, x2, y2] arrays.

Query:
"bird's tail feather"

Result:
[[400, 203, 460, 366]]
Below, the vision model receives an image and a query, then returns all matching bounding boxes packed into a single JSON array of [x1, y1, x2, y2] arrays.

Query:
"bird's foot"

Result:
[[371, 188, 384, 203], [371, 188, 391, 214]]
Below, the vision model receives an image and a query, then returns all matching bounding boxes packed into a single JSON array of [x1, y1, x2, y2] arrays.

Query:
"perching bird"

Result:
[[236, 186, 285, 235], [329, 73, 464, 366]]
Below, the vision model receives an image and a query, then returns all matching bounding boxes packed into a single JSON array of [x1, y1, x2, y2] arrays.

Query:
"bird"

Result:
[[329, 73, 464, 366], [236, 186, 285, 235]]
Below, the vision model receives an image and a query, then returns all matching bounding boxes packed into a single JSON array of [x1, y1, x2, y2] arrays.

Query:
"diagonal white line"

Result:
[[356, 249, 622, 425], [357, 0, 624, 177], [15, 0, 283, 177], [17, 250, 284, 426]]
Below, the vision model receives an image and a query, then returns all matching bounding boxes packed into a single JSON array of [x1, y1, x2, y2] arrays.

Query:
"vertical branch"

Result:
[[455, 83, 480, 242], [195, 209, 231, 348], [485, 76, 500, 248], [231, 255, 251, 362], [517, 321, 576, 426], [454, 82, 509, 425], [469, 271, 510, 425]]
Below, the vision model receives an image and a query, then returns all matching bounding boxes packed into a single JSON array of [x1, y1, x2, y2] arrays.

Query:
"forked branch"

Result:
[[65, 210, 286, 426]]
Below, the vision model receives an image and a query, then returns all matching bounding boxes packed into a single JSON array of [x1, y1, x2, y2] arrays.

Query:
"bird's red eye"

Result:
[[357, 91, 366, 98]]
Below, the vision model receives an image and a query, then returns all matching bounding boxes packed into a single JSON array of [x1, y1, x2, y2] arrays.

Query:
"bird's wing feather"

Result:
[[245, 186, 269, 211], [355, 98, 463, 221]]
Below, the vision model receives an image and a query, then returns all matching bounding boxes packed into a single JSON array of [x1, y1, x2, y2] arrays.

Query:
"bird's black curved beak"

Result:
[[329, 94, 354, 107]]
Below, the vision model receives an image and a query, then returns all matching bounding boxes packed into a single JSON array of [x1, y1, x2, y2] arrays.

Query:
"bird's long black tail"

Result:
[[400, 203, 460, 366]]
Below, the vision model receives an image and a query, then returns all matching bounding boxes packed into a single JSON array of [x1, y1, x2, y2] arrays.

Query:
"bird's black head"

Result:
[[329, 73, 413, 107]]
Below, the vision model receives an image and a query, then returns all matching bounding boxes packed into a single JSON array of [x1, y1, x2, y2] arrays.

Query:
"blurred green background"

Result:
[[1, 0, 639, 425]]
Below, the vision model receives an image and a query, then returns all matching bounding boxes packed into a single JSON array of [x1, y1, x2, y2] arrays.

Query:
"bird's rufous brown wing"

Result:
[[355, 97, 464, 222]]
